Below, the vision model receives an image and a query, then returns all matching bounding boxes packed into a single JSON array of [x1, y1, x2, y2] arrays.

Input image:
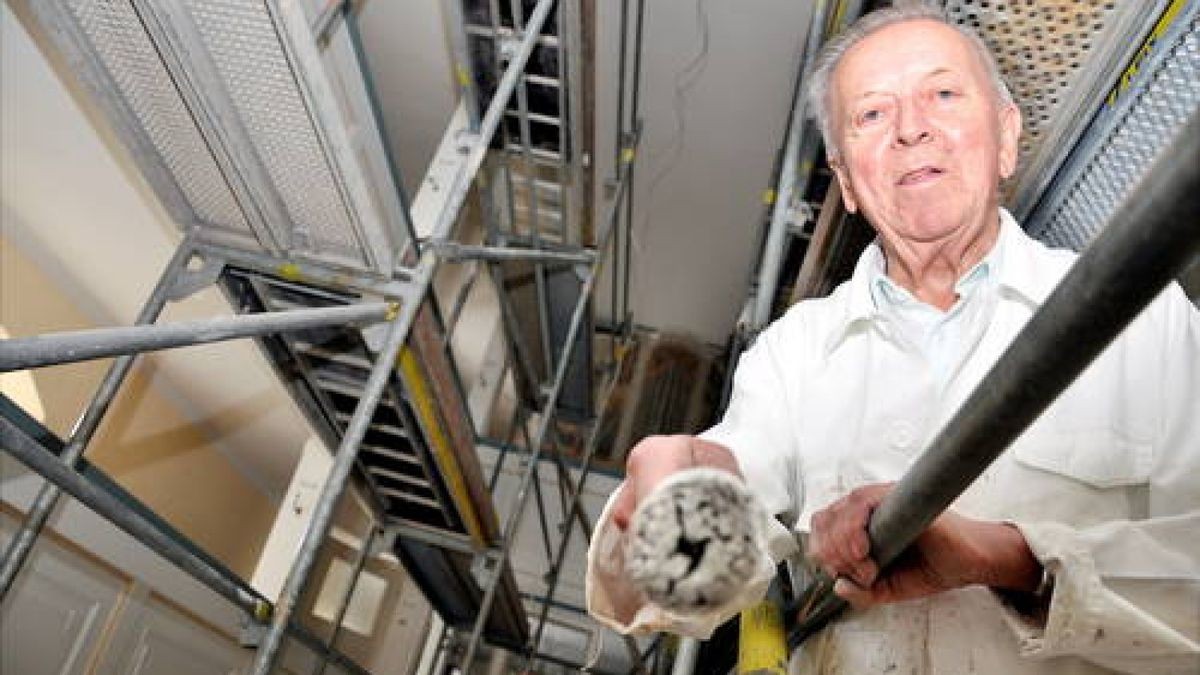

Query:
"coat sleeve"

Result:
[[1001, 285, 1200, 674]]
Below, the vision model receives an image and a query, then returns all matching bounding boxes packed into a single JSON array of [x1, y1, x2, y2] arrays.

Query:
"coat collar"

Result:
[[821, 208, 1053, 357]]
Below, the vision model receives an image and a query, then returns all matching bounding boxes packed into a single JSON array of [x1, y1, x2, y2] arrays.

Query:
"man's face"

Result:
[[828, 20, 1021, 246]]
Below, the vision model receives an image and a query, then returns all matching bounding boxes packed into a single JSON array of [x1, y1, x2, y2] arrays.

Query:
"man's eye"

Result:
[[858, 109, 883, 124], [936, 88, 958, 100]]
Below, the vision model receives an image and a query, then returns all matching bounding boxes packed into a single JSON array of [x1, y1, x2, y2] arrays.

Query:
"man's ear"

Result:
[[830, 158, 859, 213], [997, 102, 1022, 180]]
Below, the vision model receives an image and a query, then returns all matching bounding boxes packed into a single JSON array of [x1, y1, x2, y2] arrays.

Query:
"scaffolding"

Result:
[[1, 0, 646, 672], [5, 1, 1198, 673]]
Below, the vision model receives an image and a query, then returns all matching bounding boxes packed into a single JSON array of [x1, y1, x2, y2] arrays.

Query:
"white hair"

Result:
[[806, 1, 1015, 157]]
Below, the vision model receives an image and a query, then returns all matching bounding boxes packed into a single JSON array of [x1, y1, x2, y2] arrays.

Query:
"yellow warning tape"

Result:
[[738, 600, 787, 675], [399, 347, 488, 546], [457, 64, 472, 88], [762, 188, 777, 205]]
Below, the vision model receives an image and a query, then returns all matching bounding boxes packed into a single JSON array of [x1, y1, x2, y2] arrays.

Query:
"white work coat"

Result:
[[587, 210, 1200, 674]]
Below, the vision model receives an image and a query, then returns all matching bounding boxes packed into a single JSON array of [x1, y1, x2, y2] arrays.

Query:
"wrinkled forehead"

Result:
[[832, 19, 990, 105]]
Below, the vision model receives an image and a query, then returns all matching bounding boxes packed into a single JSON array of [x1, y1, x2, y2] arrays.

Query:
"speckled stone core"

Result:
[[625, 468, 765, 613]]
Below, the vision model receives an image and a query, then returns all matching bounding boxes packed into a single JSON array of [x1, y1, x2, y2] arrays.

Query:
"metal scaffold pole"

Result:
[[460, 133, 635, 671], [751, 0, 834, 330], [249, 294, 420, 674], [313, 527, 382, 675], [0, 240, 195, 600], [0, 302, 396, 372], [250, 0, 561, 669], [0, 410, 269, 617], [524, 316, 647, 673]]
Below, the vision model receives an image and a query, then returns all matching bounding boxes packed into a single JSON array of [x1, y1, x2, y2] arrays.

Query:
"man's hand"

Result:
[[807, 483, 1042, 608], [611, 435, 741, 530]]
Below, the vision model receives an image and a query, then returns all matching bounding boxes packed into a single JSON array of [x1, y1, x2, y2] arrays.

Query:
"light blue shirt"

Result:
[[867, 230, 1003, 386]]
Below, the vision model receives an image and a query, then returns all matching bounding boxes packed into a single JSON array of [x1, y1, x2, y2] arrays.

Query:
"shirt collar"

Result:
[[822, 207, 1043, 357], [868, 237, 997, 312]]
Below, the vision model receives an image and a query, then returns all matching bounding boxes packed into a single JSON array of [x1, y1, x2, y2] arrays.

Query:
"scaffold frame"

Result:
[[0, 0, 647, 672]]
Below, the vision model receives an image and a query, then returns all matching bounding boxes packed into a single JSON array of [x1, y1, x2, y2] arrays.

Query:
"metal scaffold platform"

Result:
[[0, 0, 647, 672], [4, 0, 1197, 673]]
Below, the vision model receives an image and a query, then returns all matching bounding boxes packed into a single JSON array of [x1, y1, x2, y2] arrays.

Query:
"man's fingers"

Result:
[[611, 481, 636, 530], [850, 558, 879, 587], [811, 491, 877, 583], [832, 577, 875, 609]]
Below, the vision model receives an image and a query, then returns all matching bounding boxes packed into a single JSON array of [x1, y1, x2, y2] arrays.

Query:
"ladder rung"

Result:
[[293, 341, 372, 370], [510, 177, 564, 195], [505, 110, 561, 127], [463, 24, 560, 49], [334, 412, 406, 438], [379, 487, 443, 510], [514, 204, 563, 221], [368, 466, 434, 492], [524, 74, 560, 88], [361, 443, 423, 466], [504, 145, 562, 165]]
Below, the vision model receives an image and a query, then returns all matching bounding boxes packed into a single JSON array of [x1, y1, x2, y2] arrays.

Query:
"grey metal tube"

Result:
[[791, 108, 1200, 645], [0, 241, 193, 600], [526, 317, 645, 672], [0, 302, 395, 372], [671, 637, 701, 675], [620, 0, 646, 332], [508, 0, 556, 381], [313, 527, 378, 675], [250, 295, 420, 675], [0, 415, 269, 618], [429, 0, 557, 241], [751, 0, 832, 329], [441, 0, 482, 131], [310, 0, 348, 43], [461, 148, 633, 673], [434, 242, 594, 265], [194, 242, 414, 296], [288, 621, 375, 675]]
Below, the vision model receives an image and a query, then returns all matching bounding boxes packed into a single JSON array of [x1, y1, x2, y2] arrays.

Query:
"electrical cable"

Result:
[[627, 0, 712, 299]]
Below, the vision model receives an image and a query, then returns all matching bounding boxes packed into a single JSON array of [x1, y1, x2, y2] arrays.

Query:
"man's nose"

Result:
[[895, 102, 933, 146]]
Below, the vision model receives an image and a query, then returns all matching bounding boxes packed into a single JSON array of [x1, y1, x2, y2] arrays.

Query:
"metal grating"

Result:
[[946, 0, 1119, 173], [1028, 8, 1199, 250], [40, 0, 412, 277], [942, 0, 1165, 213], [182, 0, 366, 266], [67, 0, 251, 236]]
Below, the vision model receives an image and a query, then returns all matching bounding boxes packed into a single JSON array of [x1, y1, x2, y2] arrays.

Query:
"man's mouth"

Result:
[[897, 166, 945, 186]]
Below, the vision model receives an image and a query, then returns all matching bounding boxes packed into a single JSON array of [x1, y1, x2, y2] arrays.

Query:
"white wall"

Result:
[[592, 0, 813, 345], [356, 0, 459, 200]]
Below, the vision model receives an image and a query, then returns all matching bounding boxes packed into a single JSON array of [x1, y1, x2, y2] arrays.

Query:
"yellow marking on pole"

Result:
[[738, 600, 787, 675], [1105, 0, 1186, 107], [254, 600, 273, 623], [457, 65, 472, 88], [620, 147, 635, 164], [399, 347, 488, 546], [762, 188, 777, 205], [278, 264, 303, 282]]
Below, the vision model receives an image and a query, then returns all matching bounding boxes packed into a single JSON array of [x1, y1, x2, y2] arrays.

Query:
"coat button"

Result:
[[890, 420, 916, 452]]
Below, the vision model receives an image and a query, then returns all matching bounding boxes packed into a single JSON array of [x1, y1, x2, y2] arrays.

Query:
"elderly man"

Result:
[[587, 5, 1200, 674]]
